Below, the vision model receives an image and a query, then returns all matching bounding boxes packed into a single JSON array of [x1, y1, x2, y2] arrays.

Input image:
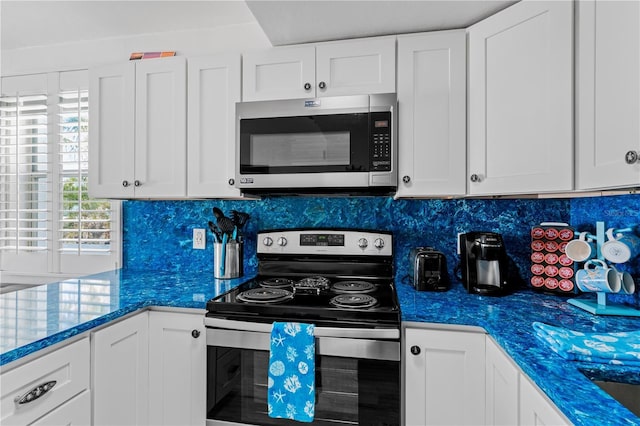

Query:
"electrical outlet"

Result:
[[193, 228, 206, 250]]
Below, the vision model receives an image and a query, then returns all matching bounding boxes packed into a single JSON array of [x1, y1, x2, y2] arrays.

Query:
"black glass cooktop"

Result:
[[206, 275, 400, 328]]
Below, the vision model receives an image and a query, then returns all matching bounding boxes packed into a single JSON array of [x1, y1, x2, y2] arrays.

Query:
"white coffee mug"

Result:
[[602, 228, 640, 264], [575, 259, 621, 293], [565, 232, 595, 262]]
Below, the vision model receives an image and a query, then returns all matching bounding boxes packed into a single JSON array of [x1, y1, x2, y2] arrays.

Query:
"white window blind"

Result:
[[0, 71, 120, 280], [0, 92, 50, 254]]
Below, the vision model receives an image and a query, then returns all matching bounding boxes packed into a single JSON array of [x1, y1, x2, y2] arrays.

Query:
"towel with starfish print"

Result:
[[268, 322, 316, 422]]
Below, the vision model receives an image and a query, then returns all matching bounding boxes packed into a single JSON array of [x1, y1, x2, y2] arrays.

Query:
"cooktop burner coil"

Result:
[[332, 280, 376, 294], [260, 277, 295, 288], [237, 288, 294, 304], [329, 294, 378, 309]]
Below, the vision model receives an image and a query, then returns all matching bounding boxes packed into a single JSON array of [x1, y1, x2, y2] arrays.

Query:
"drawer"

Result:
[[32, 390, 91, 425], [1, 337, 90, 425]]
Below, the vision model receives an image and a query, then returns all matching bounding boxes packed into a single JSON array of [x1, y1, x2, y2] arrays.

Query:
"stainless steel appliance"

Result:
[[235, 94, 397, 194], [459, 232, 510, 295], [205, 229, 400, 425], [410, 247, 450, 291]]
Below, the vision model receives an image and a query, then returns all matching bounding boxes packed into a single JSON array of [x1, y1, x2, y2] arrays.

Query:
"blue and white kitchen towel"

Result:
[[268, 322, 316, 422], [533, 322, 640, 366]]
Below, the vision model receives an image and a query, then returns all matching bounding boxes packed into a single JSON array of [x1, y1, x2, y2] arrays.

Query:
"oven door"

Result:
[[205, 322, 400, 426]]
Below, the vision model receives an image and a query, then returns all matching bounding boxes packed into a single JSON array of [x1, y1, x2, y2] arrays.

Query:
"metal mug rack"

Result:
[[568, 221, 640, 317]]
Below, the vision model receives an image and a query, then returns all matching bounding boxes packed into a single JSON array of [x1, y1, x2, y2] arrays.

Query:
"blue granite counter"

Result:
[[2, 269, 639, 425], [399, 280, 640, 426], [0, 269, 248, 366]]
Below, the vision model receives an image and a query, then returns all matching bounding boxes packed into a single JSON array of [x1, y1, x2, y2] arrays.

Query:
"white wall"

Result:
[[2, 22, 271, 76]]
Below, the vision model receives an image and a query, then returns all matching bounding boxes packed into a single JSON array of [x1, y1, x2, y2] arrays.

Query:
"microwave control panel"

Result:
[[370, 111, 392, 171]]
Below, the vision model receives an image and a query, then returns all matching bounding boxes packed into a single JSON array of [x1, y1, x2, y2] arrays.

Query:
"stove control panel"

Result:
[[258, 230, 392, 256]]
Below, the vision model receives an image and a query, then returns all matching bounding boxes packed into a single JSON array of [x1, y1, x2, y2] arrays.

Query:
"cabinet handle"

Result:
[[122, 180, 130, 187], [304, 83, 312, 91], [410, 345, 421, 356], [318, 81, 326, 90], [228, 178, 235, 186], [625, 150, 639, 164], [14, 380, 57, 405], [470, 174, 481, 183], [134, 180, 141, 187], [402, 175, 411, 184], [191, 329, 201, 338]]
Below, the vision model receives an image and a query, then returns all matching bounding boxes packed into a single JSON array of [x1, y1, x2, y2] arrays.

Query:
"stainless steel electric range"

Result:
[[204, 228, 400, 426]]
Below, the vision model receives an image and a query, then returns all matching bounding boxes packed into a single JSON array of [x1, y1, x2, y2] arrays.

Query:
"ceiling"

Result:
[[1, 0, 517, 52]]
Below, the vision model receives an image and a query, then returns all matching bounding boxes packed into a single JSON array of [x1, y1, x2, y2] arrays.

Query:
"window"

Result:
[[0, 71, 120, 282]]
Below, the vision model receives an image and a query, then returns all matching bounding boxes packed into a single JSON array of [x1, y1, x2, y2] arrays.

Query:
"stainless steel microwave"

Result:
[[235, 93, 397, 194]]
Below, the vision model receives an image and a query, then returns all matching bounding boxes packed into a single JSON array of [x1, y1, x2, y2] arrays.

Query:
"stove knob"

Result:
[[263, 237, 273, 247], [358, 238, 368, 249], [374, 238, 385, 249], [277, 237, 288, 247]]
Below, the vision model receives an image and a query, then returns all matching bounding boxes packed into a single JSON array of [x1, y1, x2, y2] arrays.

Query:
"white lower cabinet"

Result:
[[92, 312, 149, 426], [404, 328, 569, 426], [404, 326, 486, 425], [485, 337, 569, 426], [31, 390, 91, 425], [519, 375, 569, 426], [485, 336, 519, 425], [0, 338, 90, 426], [148, 310, 206, 426]]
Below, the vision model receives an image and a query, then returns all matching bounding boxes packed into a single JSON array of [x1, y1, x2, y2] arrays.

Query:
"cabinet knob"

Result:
[[625, 150, 639, 164], [410, 345, 421, 356], [470, 174, 481, 183], [191, 329, 201, 338], [122, 180, 130, 187], [228, 178, 235, 186], [402, 175, 411, 184], [304, 82, 312, 91], [318, 81, 326, 90], [134, 180, 141, 187]]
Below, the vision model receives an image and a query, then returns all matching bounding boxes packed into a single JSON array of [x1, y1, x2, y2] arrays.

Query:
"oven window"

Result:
[[239, 113, 370, 174], [250, 131, 350, 167], [207, 346, 399, 425]]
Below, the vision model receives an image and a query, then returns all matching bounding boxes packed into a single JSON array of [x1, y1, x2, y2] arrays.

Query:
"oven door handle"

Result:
[[203, 317, 400, 340]]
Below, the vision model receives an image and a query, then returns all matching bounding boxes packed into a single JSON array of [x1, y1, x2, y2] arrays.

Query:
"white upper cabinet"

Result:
[[89, 56, 187, 199], [396, 30, 466, 198], [467, 0, 574, 196], [242, 36, 396, 101], [187, 54, 243, 198], [576, 0, 640, 190]]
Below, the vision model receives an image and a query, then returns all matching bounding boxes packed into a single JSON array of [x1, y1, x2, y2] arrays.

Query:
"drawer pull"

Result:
[[14, 380, 57, 405]]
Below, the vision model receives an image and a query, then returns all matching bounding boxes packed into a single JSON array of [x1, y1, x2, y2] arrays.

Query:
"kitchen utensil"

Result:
[[212, 207, 224, 220], [208, 221, 222, 243], [215, 213, 236, 277], [230, 210, 250, 233], [219, 232, 229, 276]]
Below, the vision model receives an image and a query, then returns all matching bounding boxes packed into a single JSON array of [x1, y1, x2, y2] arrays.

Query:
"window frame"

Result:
[[0, 71, 121, 285]]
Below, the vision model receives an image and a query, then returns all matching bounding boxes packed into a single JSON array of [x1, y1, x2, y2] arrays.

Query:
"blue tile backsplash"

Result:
[[123, 193, 638, 306]]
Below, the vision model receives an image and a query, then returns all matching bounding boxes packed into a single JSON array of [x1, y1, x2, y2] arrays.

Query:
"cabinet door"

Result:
[[31, 390, 91, 426], [92, 312, 149, 426], [468, 0, 573, 195], [242, 45, 316, 101], [396, 30, 466, 197], [148, 311, 206, 426], [89, 62, 135, 198], [134, 56, 187, 198], [187, 54, 243, 198], [485, 337, 519, 425], [0, 338, 90, 426], [315, 36, 396, 97], [519, 375, 569, 426], [405, 328, 485, 425], [576, 0, 640, 190]]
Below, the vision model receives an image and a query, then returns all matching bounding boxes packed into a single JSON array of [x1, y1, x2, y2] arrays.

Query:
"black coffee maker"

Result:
[[459, 232, 510, 295]]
